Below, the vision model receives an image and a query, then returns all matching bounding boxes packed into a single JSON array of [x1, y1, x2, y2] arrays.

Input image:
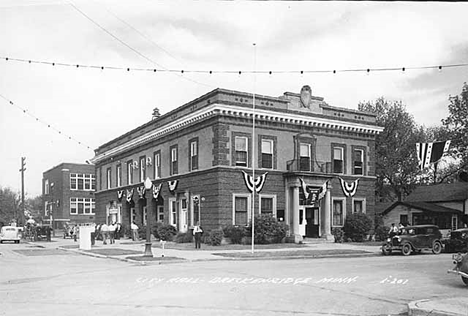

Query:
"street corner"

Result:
[[408, 297, 468, 316]]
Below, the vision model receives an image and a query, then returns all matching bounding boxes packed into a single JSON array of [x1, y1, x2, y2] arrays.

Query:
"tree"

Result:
[[441, 82, 468, 175], [0, 187, 20, 226], [359, 98, 423, 201]]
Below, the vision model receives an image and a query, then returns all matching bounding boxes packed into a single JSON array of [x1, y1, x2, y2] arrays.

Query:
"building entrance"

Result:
[[305, 207, 320, 238]]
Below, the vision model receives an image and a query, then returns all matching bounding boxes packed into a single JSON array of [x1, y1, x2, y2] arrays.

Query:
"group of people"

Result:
[[388, 222, 406, 237], [94, 222, 122, 245]]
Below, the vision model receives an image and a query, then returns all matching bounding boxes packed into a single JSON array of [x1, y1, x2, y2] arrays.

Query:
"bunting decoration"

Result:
[[126, 188, 134, 203], [168, 180, 179, 193], [318, 181, 328, 200], [153, 183, 163, 200], [241, 171, 268, 193], [117, 190, 124, 202], [136, 186, 145, 199], [339, 178, 359, 197], [416, 140, 451, 171], [300, 178, 328, 205]]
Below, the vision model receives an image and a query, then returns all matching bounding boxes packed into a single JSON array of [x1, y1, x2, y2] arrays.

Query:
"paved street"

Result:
[[1, 242, 466, 316]]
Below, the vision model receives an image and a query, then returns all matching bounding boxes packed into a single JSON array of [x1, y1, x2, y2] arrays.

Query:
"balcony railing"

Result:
[[286, 159, 332, 173]]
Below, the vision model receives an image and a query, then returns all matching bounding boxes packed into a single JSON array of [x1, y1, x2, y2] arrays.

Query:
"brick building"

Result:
[[90, 86, 382, 241], [42, 163, 96, 229]]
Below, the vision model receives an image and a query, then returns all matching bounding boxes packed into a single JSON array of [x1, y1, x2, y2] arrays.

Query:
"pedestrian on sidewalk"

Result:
[[109, 222, 116, 244], [131, 221, 139, 241], [72, 225, 79, 242], [193, 222, 203, 249], [100, 223, 109, 245], [115, 223, 122, 240]]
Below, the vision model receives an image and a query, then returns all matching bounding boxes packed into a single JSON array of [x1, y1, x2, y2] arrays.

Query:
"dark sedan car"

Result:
[[443, 228, 468, 253], [382, 225, 443, 256]]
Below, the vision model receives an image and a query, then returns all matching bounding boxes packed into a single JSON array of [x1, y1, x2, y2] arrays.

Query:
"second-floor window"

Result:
[[154, 151, 161, 178], [45, 179, 49, 195], [116, 164, 121, 187], [235, 136, 248, 167], [333, 147, 344, 174], [106, 168, 111, 189], [139, 156, 146, 182], [353, 149, 364, 175], [70, 198, 95, 215], [300, 143, 311, 171], [70, 174, 95, 191], [190, 139, 198, 171], [261, 139, 273, 169], [170, 146, 178, 175], [127, 160, 133, 185]]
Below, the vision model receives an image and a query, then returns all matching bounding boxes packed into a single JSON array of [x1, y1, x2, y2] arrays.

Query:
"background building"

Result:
[[90, 86, 382, 241], [42, 163, 96, 230]]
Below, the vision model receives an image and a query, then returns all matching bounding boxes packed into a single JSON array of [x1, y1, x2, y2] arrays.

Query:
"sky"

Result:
[[0, 0, 467, 198]]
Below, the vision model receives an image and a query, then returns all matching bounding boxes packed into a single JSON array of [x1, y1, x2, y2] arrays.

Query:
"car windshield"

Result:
[[400, 228, 415, 235]]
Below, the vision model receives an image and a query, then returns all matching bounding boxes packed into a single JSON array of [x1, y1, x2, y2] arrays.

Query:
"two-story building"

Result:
[[42, 163, 96, 230], [90, 86, 383, 241]]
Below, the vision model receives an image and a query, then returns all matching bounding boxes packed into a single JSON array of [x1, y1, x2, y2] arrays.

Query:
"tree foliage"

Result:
[[442, 82, 468, 172], [0, 187, 20, 225], [359, 98, 423, 201]]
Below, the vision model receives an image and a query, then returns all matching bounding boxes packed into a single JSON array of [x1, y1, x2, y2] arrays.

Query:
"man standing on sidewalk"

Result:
[[131, 221, 139, 241], [108, 222, 116, 244], [100, 223, 109, 245], [193, 222, 203, 249]]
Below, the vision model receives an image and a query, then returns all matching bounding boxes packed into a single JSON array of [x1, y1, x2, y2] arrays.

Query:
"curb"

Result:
[[408, 299, 461, 316]]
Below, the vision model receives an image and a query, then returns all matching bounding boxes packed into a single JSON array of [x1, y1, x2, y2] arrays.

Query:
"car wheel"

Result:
[[432, 241, 442, 254], [382, 244, 392, 256], [462, 277, 468, 286], [401, 243, 412, 256]]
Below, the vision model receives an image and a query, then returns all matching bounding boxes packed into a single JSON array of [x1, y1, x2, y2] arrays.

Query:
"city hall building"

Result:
[[90, 86, 382, 241]]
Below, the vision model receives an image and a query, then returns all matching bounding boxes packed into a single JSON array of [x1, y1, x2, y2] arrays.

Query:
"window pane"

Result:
[[236, 151, 247, 166], [235, 137, 247, 151], [235, 197, 248, 226], [262, 153, 272, 169], [261, 198, 273, 213], [334, 148, 343, 160], [191, 141, 198, 156], [333, 201, 343, 226], [262, 140, 272, 154], [300, 157, 310, 171], [300, 144, 310, 157], [354, 150, 362, 162], [354, 200, 362, 213]]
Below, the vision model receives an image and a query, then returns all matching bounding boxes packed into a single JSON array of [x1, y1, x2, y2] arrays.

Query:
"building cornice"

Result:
[[90, 103, 384, 164]]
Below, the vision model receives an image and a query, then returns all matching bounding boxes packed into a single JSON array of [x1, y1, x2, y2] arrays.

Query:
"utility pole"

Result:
[[19, 157, 26, 226]]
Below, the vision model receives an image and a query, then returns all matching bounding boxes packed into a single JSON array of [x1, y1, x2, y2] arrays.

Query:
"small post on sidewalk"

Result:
[[143, 177, 153, 257]]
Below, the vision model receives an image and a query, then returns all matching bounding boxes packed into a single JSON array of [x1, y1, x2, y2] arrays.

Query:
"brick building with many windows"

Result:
[[90, 86, 382, 241], [42, 163, 96, 229]]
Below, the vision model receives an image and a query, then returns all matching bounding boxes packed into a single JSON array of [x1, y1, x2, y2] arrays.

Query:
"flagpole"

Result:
[[251, 43, 257, 254]]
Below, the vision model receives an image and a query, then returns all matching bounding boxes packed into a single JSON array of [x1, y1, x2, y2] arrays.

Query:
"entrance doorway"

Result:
[[305, 207, 320, 238]]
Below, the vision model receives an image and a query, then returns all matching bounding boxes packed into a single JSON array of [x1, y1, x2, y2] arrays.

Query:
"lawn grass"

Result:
[[151, 241, 308, 251]]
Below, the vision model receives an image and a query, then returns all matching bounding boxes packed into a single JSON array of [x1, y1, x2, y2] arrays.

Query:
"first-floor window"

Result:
[[259, 195, 276, 216], [170, 199, 177, 227], [70, 198, 95, 215], [233, 194, 251, 225], [332, 199, 344, 226], [191, 195, 200, 226], [352, 199, 365, 214], [130, 208, 136, 223], [157, 206, 164, 222], [143, 207, 147, 226]]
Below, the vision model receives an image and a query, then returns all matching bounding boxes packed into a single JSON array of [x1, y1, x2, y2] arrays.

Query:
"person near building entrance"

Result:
[[100, 223, 109, 245], [193, 222, 203, 249], [108, 222, 116, 244], [115, 223, 122, 240], [388, 223, 399, 238], [131, 221, 139, 241]]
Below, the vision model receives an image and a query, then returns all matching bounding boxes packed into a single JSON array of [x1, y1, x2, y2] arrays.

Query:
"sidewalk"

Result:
[[408, 297, 468, 316]]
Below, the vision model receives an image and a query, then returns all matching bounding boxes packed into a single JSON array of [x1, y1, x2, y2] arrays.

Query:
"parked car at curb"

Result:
[[0, 226, 22, 243], [448, 252, 468, 286], [381, 225, 443, 256], [443, 228, 468, 253]]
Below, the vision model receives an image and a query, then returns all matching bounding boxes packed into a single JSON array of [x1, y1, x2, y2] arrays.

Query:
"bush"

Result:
[[247, 214, 287, 244], [175, 231, 193, 243], [332, 227, 344, 243], [343, 213, 373, 242], [222, 225, 246, 244], [206, 229, 223, 246], [374, 226, 389, 242], [156, 224, 177, 241]]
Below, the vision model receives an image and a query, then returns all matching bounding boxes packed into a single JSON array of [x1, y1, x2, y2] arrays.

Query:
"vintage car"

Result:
[[381, 224, 443, 256], [0, 226, 22, 243], [443, 228, 468, 253], [448, 252, 468, 286]]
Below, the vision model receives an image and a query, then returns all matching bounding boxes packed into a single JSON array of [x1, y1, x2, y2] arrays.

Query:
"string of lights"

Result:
[[0, 92, 94, 151], [2, 56, 468, 75]]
